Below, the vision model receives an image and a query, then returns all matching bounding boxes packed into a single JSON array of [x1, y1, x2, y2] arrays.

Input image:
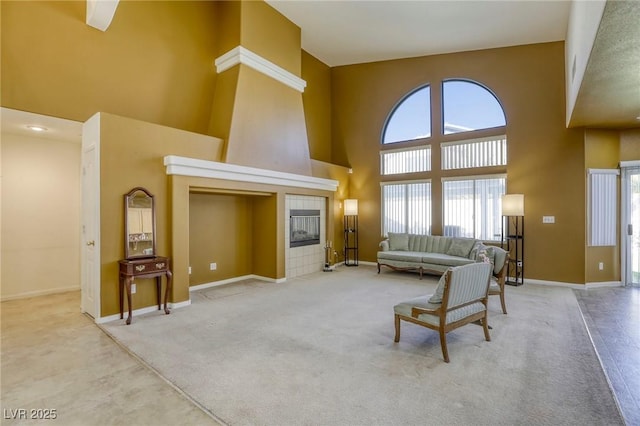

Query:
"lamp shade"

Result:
[[502, 194, 524, 216], [344, 199, 358, 216]]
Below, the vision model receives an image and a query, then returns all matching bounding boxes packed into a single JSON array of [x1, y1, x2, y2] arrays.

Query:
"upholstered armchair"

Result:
[[393, 262, 493, 363]]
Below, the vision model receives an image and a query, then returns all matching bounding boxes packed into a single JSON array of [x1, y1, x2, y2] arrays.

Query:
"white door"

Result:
[[81, 114, 101, 318], [622, 165, 640, 287]]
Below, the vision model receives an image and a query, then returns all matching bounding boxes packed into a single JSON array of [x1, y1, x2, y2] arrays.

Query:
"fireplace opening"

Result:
[[290, 209, 320, 247]]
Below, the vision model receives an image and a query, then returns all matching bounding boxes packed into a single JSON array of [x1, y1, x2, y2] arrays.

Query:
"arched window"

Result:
[[382, 85, 431, 144], [442, 79, 506, 134], [380, 79, 507, 241]]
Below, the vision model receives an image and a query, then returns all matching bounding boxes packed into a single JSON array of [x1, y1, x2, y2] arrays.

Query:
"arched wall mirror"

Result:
[[124, 187, 156, 259]]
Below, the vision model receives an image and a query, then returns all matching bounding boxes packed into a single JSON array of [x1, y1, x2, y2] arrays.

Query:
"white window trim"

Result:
[[441, 173, 507, 183]]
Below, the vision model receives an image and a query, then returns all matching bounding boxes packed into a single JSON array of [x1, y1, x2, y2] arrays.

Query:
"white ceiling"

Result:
[[266, 0, 572, 67], [1, 108, 82, 143], [268, 0, 640, 128]]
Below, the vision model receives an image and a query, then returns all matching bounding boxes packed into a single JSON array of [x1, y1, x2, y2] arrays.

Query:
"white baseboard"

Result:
[[524, 278, 623, 290], [96, 302, 185, 324], [584, 281, 623, 289], [189, 274, 286, 292], [0, 285, 80, 302]]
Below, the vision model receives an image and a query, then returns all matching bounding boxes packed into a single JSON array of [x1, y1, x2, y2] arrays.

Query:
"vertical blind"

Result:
[[589, 169, 619, 246], [381, 146, 431, 175], [442, 176, 505, 240], [382, 181, 431, 235], [441, 136, 507, 170]]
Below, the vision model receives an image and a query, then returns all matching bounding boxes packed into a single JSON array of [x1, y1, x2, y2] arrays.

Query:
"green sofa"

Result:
[[377, 233, 508, 279]]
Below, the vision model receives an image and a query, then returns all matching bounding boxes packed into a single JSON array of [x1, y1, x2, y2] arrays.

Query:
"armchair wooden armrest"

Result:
[[411, 306, 439, 318]]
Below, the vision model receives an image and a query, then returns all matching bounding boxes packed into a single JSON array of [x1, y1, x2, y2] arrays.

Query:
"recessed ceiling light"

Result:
[[27, 125, 48, 132]]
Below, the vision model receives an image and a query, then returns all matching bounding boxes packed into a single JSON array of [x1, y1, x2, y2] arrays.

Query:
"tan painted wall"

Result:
[[331, 42, 587, 284], [240, 0, 301, 76], [621, 129, 640, 161], [302, 51, 334, 164], [189, 193, 254, 284], [1, 133, 81, 300], [99, 113, 224, 316], [214, 2, 311, 176], [1, 0, 219, 134], [585, 129, 621, 283], [225, 66, 311, 175]]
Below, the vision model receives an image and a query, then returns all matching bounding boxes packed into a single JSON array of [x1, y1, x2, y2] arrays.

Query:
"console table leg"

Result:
[[156, 276, 161, 310], [119, 276, 124, 320], [125, 277, 133, 325], [164, 270, 172, 315]]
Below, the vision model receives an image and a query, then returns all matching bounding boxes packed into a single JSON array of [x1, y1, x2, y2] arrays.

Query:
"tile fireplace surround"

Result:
[[285, 195, 326, 278]]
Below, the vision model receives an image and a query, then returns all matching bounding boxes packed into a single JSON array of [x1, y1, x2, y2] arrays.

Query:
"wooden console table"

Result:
[[119, 256, 172, 325]]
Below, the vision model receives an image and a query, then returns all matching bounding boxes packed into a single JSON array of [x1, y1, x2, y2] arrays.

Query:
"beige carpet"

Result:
[[102, 265, 623, 426]]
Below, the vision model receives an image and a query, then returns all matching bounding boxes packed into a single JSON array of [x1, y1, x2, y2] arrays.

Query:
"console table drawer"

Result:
[[119, 257, 169, 276]]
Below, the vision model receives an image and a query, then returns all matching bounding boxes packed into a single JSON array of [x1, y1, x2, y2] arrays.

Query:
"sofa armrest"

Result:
[[379, 240, 390, 251]]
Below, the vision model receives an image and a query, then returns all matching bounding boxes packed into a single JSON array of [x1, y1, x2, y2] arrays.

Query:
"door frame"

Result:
[[620, 160, 640, 287], [81, 114, 101, 318]]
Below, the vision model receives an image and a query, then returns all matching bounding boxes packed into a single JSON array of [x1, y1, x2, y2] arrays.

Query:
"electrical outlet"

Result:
[[542, 216, 555, 224], [131, 283, 137, 294], [210, 262, 217, 271], [188, 266, 192, 274], [598, 262, 604, 271]]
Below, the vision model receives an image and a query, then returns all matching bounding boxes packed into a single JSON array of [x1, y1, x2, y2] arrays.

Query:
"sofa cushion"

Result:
[[421, 253, 475, 267], [446, 237, 477, 257], [377, 251, 424, 262], [388, 233, 409, 251]]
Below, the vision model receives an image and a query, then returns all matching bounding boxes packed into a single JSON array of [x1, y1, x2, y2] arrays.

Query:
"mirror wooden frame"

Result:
[[124, 187, 156, 259]]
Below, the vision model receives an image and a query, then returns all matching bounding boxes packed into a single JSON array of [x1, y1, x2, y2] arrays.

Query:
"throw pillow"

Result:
[[388, 233, 409, 251], [477, 245, 496, 266], [428, 269, 451, 304], [446, 238, 476, 257], [468, 241, 482, 260]]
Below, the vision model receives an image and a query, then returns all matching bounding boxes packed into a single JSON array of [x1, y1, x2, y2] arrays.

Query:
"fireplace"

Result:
[[290, 209, 320, 247]]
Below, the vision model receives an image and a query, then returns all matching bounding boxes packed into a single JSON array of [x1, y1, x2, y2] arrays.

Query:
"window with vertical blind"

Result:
[[588, 169, 619, 246], [442, 176, 505, 241], [381, 146, 431, 175], [381, 181, 431, 235], [380, 78, 507, 239], [441, 136, 507, 170]]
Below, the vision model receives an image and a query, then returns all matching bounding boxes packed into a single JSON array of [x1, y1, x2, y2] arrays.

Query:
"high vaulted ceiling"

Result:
[[267, 0, 640, 129], [267, 0, 571, 67]]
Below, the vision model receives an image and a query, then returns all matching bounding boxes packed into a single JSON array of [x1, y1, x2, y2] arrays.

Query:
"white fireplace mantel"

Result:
[[164, 156, 339, 192]]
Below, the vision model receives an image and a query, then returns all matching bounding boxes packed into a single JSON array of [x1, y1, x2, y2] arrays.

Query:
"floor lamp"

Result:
[[501, 194, 524, 286], [343, 199, 358, 266]]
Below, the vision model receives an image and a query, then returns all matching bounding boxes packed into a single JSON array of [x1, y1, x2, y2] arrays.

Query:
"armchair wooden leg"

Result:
[[439, 329, 449, 363], [500, 293, 507, 314], [394, 315, 401, 342], [377, 263, 381, 274], [483, 319, 491, 342]]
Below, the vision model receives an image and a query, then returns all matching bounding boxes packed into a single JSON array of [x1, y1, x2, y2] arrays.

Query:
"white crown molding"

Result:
[[214, 46, 307, 93], [164, 155, 338, 192], [86, 0, 119, 31]]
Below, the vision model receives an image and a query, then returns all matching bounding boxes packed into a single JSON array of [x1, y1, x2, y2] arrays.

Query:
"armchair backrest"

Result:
[[443, 263, 492, 309]]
